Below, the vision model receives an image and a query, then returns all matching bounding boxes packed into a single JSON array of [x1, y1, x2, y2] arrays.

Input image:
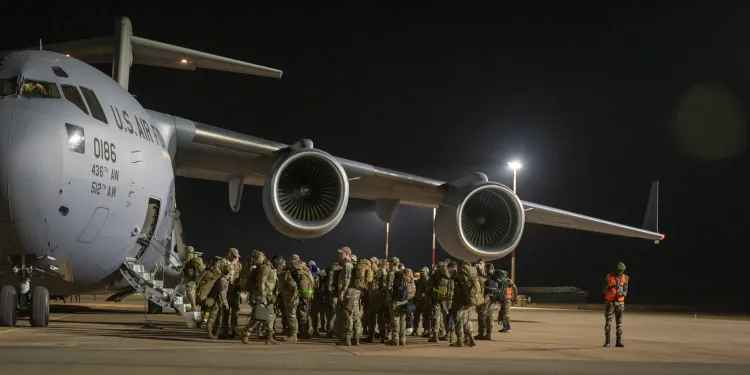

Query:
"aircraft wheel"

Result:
[[30, 286, 49, 327], [0, 285, 17, 327]]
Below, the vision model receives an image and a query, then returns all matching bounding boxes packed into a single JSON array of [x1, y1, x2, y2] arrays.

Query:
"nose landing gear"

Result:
[[0, 265, 49, 327], [0, 285, 17, 326]]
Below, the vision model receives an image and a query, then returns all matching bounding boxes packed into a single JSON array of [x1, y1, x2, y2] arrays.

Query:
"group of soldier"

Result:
[[179, 245, 518, 347]]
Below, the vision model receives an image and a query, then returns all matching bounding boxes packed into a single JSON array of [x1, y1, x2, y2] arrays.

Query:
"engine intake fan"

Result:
[[263, 141, 349, 239], [436, 175, 525, 261]]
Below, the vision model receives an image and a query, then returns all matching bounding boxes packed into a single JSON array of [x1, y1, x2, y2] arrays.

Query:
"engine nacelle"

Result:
[[436, 177, 525, 261], [263, 142, 349, 239]]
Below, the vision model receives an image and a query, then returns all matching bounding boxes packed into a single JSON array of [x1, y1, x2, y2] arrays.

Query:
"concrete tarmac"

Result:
[[0, 297, 748, 375]]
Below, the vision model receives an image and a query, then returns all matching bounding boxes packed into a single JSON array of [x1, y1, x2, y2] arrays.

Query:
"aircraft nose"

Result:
[[5, 108, 63, 258]]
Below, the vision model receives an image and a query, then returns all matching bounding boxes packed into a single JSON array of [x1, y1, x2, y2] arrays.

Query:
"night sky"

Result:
[[3, 5, 748, 311]]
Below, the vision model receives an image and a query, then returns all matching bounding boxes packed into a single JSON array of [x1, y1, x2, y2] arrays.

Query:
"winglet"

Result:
[[642, 181, 662, 242]]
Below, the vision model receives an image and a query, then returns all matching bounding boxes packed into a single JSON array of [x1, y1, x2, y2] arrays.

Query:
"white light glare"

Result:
[[507, 160, 523, 171], [68, 132, 84, 148]]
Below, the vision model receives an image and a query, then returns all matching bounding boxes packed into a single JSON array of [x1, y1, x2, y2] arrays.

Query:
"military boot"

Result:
[[448, 332, 455, 345], [603, 333, 611, 347], [616, 336, 624, 348], [337, 335, 352, 346], [398, 336, 406, 346], [207, 318, 219, 339], [265, 335, 279, 345]]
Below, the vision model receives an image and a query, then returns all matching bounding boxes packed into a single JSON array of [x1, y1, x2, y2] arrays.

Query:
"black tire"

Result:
[[0, 285, 17, 327], [30, 286, 49, 327]]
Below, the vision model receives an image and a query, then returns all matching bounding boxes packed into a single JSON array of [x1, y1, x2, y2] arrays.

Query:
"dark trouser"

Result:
[[499, 300, 512, 331], [415, 301, 431, 335], [604, 301, 624, 342]]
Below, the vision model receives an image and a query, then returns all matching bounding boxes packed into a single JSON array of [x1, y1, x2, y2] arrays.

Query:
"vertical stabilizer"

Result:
[[642, 180, 660, 236]]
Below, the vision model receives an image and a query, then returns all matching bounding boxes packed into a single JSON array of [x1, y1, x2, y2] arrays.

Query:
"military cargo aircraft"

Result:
[[0, 17, 663, 327]]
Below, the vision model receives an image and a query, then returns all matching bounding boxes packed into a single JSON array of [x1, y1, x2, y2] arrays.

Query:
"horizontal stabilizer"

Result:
[[45, 17, 282, 90]]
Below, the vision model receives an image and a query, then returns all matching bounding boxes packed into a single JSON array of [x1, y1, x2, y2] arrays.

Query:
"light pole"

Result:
[[507, 160, 522, 285], [432, 207, 437, 266]]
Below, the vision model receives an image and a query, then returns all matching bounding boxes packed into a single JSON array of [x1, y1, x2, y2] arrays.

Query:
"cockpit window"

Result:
[[61, 84, 89, 115], [20, 79, 61, 99], [0, 76, 18, 97], [52, 66, 69, 78], [79, 86, 107, 124]]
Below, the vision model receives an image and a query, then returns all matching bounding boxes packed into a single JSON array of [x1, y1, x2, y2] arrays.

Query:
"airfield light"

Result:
[[179, 58, 189, 64]]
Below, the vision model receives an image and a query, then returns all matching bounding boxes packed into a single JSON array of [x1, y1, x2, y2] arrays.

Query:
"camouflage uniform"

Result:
[[478, 266, 500, 340], [206, 262, 231, 339], [292, 256, 315, 339], [216, 248, 243, 337], [475, 263, 492, 340], [429, 262, 451, 342], [451, 261, 477, 347], [387, 257, 409, 346], [276, 257, 299, 342], [181, 246, 205, 311], [196, 258, 223, 328], [497, 270, 517, 333], [242, 250, 279, 345], [326, 262, 342, 337]]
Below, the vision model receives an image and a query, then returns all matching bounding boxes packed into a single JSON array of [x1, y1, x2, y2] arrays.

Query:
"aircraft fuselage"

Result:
[[0, 50, 176, 295]]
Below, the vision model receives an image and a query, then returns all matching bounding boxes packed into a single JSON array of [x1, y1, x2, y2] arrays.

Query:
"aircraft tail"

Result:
[[44, 17, 282, 90]]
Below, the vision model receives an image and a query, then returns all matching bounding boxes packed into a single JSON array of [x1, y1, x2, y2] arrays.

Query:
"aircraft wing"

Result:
[[154, 110, 664, 242]]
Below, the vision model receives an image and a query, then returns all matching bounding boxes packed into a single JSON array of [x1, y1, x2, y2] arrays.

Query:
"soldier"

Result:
[[387, 257, 409, 346], [333, 246, 356, 344], [181, 246, 205, 311], [496, 269, 518, 333], [242, 250, 279, 345], [274, 256, 298, 342], [429, 261, 450, 343], [340, 254, 371, 346], [196, 257, 223, 329], [474, 262, 489, 340], [216, 248, 243, 338], [326, 261, 342, 338], [414, 266, 432, 337], [312, 267, 328, 336], [477, 264, 500, 340], [292, 255, 315, 339], [603, 262, 629, 348], [451, 260, 480, 347], [404, 268, 417, 335], [206, 262, 231, 339]]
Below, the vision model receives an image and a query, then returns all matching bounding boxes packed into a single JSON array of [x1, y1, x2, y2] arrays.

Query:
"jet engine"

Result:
[[262, 141, 349, 239], [435, 175, 525, 261]]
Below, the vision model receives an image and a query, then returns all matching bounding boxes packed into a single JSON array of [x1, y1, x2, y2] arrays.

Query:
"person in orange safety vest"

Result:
[[602, 262, 629, 347]]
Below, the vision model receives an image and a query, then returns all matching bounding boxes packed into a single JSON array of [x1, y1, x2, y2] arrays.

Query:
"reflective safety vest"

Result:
[[604, 273, 628, 303], [505, 286, 513, 301]]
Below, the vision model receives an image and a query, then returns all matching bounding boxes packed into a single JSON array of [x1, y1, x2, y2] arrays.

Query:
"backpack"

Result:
[[392, 270, 408, 302], [486, 279, 502, 302], [459, 265, 484, 306], [432, 273, 450, 302], [294, 263, 315, 300], [352, 259, 372, 290]]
